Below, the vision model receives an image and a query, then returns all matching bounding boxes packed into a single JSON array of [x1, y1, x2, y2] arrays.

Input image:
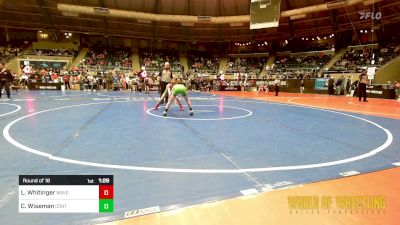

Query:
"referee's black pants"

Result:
[[0, 80, 10, 98], [358, 84, 367, 101], [275, 85, 280, 96], [160, 81, 169, 104]]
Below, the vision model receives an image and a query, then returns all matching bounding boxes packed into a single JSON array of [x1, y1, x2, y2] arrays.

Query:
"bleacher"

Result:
[[139, 49, 181, 73], [275, 54, 332, 71], [0, 44, 25, 63], [78, 45, 132, 74], [187, 51, 220, 75], [330, 42, 400, 71], [27, 48, 78, 57], [226, 57, 266, 75]]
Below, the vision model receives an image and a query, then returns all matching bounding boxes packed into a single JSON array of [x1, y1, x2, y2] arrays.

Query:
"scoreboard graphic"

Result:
[[19, 175, 113, 213]]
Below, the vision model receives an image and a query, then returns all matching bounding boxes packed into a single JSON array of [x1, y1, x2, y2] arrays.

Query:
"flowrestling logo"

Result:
[[359, 11, 382, 20]]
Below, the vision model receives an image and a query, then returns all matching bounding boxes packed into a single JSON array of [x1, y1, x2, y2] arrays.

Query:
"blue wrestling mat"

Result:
[[0, 90, 399, 224]]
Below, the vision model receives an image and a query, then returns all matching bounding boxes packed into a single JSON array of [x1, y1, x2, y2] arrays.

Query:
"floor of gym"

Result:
[[0, 90, 399, 225]]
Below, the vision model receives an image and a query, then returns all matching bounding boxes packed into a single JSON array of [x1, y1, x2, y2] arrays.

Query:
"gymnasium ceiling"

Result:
[[0, 0, 400, 42]]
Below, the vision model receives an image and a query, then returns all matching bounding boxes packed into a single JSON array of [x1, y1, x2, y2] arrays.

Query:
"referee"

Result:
[[159, 62, 173, 104], [0, 62, 13, 99]]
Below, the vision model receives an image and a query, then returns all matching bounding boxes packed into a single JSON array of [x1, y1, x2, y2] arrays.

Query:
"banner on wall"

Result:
[[20, 60, 68, 70], [314, 78, 328, 90]]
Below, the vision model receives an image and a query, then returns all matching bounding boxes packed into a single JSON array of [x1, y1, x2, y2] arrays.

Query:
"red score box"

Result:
[[99, 185, 114, 199]]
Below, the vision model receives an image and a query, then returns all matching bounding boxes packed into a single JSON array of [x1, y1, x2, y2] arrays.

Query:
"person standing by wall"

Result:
[[243, 73, 249, 91], [131, 75, 138, 92], [327, 75, 335, 95], [274, 76, 281, 96], [64, 73, 70, 90], [125, 73, 130, 91], [140, 66, 150, 94], [120, 73, 126, 91], [394, 80, 400, 101], [345, 76, 351, 95], [335, 76, 343, 95], [105, 71, 113, 91], [299, 78, 305, 94], [0, 62, 13, 99], [358, 72, 369, 102], [77, 72, 84, 91], [113, 72, 119, 91]]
